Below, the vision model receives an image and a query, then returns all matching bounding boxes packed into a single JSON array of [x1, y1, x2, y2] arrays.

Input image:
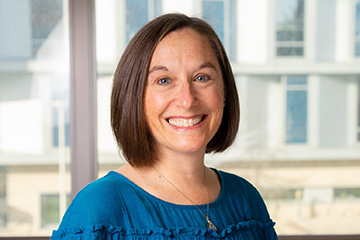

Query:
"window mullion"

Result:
[[68, 0, 98, 200]]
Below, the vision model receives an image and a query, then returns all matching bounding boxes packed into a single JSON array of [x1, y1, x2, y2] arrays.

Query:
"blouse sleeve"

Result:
[[220, 170, 278, 239], [51, 176, 126, 239]]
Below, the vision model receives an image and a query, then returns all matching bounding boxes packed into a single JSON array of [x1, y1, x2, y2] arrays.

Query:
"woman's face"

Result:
[[144, 28, 225, 157]]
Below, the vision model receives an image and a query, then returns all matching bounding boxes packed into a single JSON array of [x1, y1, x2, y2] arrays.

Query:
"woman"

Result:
[[51, 13, 278, 239]]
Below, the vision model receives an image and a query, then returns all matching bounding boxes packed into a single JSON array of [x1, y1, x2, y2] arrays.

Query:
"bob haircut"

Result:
[[111, 13, 240, 167]]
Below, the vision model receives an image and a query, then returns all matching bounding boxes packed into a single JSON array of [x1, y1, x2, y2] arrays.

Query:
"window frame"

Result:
[[68, 1, 359, 239], [68, 0, 98, 200]]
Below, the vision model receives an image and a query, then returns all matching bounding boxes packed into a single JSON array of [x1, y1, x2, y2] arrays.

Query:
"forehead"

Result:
[[150, 28, 218, 67]]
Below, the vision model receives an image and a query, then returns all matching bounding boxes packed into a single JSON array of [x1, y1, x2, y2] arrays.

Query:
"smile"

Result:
[[167, 115, 204, 127]]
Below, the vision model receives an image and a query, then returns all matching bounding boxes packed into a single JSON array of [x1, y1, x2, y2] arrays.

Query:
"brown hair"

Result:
[[111, 13, 240, 167]]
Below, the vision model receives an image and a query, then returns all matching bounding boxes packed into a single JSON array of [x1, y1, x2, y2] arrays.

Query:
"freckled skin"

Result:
[[144, 28, 225, 157]]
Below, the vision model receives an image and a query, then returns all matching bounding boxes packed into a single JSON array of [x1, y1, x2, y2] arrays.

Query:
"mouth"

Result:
[[167, 115, 205, 127]]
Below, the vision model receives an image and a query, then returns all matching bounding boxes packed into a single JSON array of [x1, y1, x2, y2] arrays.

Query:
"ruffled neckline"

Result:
[[52, 219, 276, 239]]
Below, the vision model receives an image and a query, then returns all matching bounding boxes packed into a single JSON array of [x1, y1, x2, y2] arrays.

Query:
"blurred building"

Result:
[[0, 0, 359, 236]]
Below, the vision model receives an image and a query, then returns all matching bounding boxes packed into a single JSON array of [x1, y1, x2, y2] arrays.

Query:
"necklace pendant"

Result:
[[207, 218, 217, 232]]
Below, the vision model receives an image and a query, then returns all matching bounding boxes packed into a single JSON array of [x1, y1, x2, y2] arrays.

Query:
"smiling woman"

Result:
[[51, 13, 277, 239], [144, 28, 225, 158], [110, 13, 239, 168]]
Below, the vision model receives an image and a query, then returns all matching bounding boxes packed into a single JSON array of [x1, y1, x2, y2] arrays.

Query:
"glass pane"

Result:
[[286, 89, 307, 143], [229, 0, 238, 60], [286, 75, 307, 143], [287, 75, 307, 85], [125, 0, 162, 44], [276, 0, 304, 56], [202, 0, 237, 61], [0, 0, 70, 236], [276, 0, 304, 41], [41, 194, 70, 228], [126, 0, 148, 43], [96, 0, 360, 236], [277, 47, 303, 56], [203, 1, 225, 43]]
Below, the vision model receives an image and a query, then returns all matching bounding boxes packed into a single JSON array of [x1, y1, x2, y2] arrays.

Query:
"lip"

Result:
[[166, 115, 206, 128]]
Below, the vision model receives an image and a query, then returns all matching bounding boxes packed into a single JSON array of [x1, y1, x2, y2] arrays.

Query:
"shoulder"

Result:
[[71, 172, 124, 209], [216, 169, 271, 220], [56, 172, 127, 230], [217, 169, 258, 194]]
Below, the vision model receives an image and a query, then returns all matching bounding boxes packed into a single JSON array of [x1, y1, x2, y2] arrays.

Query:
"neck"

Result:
[[152, 150, 207, 186], [116, 149, 220, 206]]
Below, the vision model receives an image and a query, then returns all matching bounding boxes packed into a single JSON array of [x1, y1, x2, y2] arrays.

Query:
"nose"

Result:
[[176, 80, 196, 109]]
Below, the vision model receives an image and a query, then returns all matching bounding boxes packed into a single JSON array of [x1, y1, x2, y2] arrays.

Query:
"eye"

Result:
[[195, 75, 210, 82], [157, 78, 170, 85]]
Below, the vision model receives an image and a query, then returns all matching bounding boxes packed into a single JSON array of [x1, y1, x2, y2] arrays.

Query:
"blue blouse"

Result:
[[51, 169, 278, 239]]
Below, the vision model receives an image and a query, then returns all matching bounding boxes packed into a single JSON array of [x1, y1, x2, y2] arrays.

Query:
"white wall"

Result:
[[318, 76, 348, 147], [316, 0, 337, 61], [237, 0, 269, 64]]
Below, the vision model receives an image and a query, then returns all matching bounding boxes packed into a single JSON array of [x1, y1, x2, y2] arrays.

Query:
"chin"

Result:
[[173, 143, 207, 154]]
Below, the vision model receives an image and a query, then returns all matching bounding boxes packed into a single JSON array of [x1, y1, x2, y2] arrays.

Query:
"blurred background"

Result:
[[0, 0, 359, 237]]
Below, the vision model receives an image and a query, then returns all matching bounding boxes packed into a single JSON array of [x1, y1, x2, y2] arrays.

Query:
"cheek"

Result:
[[144, 92, 153, 122], [144, 92, 162, 123], [214, 85, 225, 109], [213, 88, 225, 123], [205, 90, 225, 122]]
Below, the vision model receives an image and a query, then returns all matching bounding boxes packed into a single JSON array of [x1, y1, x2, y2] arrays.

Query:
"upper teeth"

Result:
[[168, 116, 203, 127]]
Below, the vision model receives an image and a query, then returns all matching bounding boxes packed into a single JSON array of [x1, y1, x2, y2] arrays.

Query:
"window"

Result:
[[203, 1, 225, 41], [276, 0, 305, 56], [52, 103, 70, 147], [2, 0, 360, 238], [358, 79, 360, 141], [96, 1, 360, 237], [0, 167, 6, 201], [0, 167, 6, 229], [260, 188, 303, 200], [41, 194, 70, 228], [202, 0, 237, 61], [0, 0, 70, 236], [356, 0, 360, 56], [334, 188, 360, 199], [286, 75, 308, 143], [31, 0, 63, 57], [126, 0, 162, 43]]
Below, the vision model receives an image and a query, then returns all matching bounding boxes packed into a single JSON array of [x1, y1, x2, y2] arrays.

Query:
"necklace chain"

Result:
[[153, 166, 217, 232]]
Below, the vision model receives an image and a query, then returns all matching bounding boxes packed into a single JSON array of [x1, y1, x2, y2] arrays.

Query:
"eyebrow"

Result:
[[148, 62, 218, 75], [198, 62, 217, 72], [148, 66, 169, 74]]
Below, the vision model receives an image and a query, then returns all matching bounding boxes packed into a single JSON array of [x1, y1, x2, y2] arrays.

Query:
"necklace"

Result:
[[153, 166, 218, 232]]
